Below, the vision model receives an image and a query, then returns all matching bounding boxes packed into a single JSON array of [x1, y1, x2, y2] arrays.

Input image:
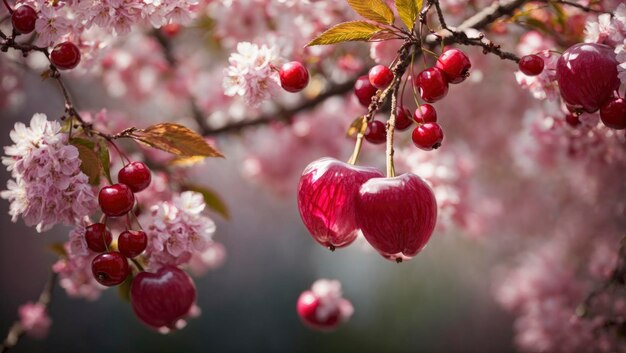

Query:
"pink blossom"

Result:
[[309, 279, 353, 324], [616, 39, 626, 85], [515, 50, 559, 100], [1, 114, 98, 232], [18, 302, 51, 339], [223, 42, 281, 107]]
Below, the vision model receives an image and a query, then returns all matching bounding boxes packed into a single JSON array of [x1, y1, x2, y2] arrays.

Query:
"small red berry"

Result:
[[118, 230, 148, 258], [161, 23, 181, 37], [435, 49, 471, 84], [365, 120, 386, 144], [413, 104, 437, 123], [92, 252, 130, 286], [412, 122, 444, 150], [600, 98, 626, 130], [50, 42, 81, 70], [368, 65, 393, 89], [11, 5, 37, 34], [279, 61, 309, 93], [98, 184, 135, 217], [394, 106, 413, 131], [565, 113, 581, 127], [354, 75, 377, 107], [415, 68, 449, 103], [85, 223, 112, 253], [518, 54, 545, 76], [297, 291, 341, 331], [118, 161, 152, 193]]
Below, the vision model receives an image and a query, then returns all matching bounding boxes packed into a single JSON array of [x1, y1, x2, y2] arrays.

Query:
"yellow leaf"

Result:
[[307, 21, 382, 47], [395, 0, 423, 31], [168, 155, 207, 167], [128, 123, 224, 158], [346, 116, 369, 138], [347, 0, 395, 25]]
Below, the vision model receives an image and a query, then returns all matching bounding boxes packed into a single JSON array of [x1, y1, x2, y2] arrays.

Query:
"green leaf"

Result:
[[396, 0, 418, 31], [128, 123, 224, 158], [71, 139, 101, 185], [307, 21, 383, 47], [98, 139, 113, 184], [347, 0, 395, 25], [548, 1, 567, 28], [183, 184, 230, 220]]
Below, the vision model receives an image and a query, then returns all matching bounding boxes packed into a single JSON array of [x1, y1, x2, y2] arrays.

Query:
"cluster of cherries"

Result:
[[90, 161, 196, 330], [10, 4, 81, 69], [519, 43, 626, 130], [354, 48, 472, 151]]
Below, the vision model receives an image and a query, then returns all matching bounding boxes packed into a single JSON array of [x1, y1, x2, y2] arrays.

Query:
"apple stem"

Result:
[[386, 86, 398, 178], [347, 132, 364, 165]]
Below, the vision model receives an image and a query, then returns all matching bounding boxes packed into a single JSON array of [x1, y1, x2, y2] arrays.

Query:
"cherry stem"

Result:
[[0, 271, 57, 353], [2, 0, 12, 14], [386, 86, 399, 178], [130, 258, 145, 273]]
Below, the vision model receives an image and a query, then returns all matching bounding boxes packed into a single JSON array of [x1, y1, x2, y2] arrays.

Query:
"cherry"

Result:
[[297, 291, 341, 331], [50, 42, 81, 70], [354, 75, 377, 107], [600, 98, 626, 130], [91, 252, 130, 286], [297, 158, 383, 250], [98, 184, 135, 217], [364, 120, 386, 144], [118, 161, 152, 193], [84, 223, 112, 253], [130, 266, 196, 329], [368, 65, 393, 89], [412, 122, 444, 150], [415, 67, 449, 103], [394, 106, 413, 131], [356, 173, 438, 262], [435, 48, 471, 84], [413, 104, 437, 123], [518, 54, 544, 76], [556, 43, 620, 113], [118, 230, 148, 258], [11, 5, 37, 34], [279, 61, 309, 93], [565, 113, 581, 127]]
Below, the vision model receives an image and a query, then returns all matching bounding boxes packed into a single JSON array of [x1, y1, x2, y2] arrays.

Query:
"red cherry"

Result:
[[11, 5, 37, 34], [565, 113, 581, 127], [364, 120, 386, 144], [356, 173, 438, 262], [413, 104, 437, 123], [518, 54, 544, 76], [394, 106, 413, 131], [368, 65, 394, 89], [297, 291, 341, 331], [130, 266, 196, 329], [98, 184, 135, 217], [412, 122, 444, 150], [435, 48, 471, 84], [84, 223, 112, 253], [118, 161, 152, 193], [91, 252, 130, 286], [600, 98, 626, 130], [556, 43, 620, 113], [354, 75, 377, 107], [118, 230, 148, 258], [161, 23, 181, 37], [415, 67, 449, 103], [279, 61, 309, 93], [50, 42, 81, 70], [297, 158, 384, 250]]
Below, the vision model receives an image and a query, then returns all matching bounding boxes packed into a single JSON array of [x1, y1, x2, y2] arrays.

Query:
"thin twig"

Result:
[[0, 271, 58, 353]]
